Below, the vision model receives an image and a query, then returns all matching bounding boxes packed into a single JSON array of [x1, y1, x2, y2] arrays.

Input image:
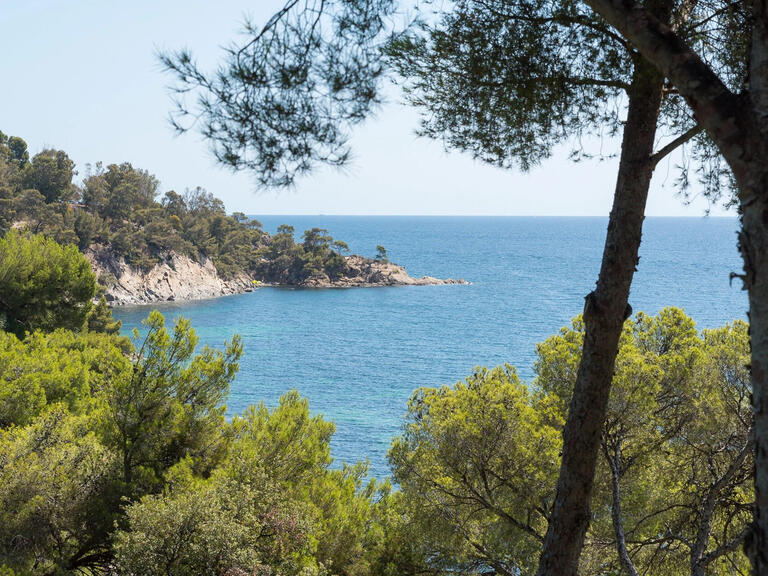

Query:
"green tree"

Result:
[[74, 209, 101, 250], [87, 294, 122, 335], [0, 407, 119, 575], [0, 310, 245, 575], [391, 309, 753, 575], [7, 136, 29, 168], [115, 391, 388, 576], [0, 328, 128, 427], [0, 230, 95, 338], [183, 186, 225, 215], [390, 365, 561, 575], [102, 163, 159, 220], [161, 189, 187, 217], [81, 161, 108, 213], [375, 245, 388, 262], [104, 310, 242, 494], [0, 187, 15, 234], [22, 149, 76, 203], [546, 0, 768, 569], [536, 310, 753, 576]]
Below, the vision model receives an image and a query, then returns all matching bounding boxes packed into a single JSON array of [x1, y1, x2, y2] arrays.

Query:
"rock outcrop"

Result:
[[85, 245, 253, 306], [85, 247, 467, 306], [297, 255, 468, 288]]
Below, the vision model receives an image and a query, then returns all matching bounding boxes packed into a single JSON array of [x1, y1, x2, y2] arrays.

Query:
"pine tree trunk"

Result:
[[570, 0, 768, 572], [741, 198, 768, 572], [537, 59, 665, 575], [746, 3, 768, 570]]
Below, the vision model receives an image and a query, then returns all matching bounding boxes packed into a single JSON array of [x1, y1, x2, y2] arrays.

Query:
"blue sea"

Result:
[[113, 216, 746, 478]]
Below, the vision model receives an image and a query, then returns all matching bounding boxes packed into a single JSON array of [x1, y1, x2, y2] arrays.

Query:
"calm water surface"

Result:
[[114, 216, 746, 478]]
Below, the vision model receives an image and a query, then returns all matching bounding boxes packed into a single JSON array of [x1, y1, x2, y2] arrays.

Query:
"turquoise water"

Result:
[[113, 216, 746, 478]]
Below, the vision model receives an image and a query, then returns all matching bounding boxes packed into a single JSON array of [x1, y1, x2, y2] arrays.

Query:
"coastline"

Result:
[[88, 248, 468, 306]]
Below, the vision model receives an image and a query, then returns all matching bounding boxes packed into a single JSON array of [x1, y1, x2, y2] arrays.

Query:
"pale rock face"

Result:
[[84, 247, 467, 306], [299, 255, 468, 288], [85, 246, 253, 306]]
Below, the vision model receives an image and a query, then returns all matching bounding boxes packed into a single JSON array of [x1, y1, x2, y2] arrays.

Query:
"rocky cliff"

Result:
[[86, 247, 467, 305], [85, 245, 254, 305]]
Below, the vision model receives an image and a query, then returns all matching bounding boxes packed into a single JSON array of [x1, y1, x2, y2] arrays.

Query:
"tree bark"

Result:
[[571, 2, 768, 572], [536, 58, 665, 576], [741, 200, 768, 572], [583, 0, 750, 182]]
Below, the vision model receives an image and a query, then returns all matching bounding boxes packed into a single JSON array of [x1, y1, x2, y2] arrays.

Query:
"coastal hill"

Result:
[[0, 131, 466, 304]]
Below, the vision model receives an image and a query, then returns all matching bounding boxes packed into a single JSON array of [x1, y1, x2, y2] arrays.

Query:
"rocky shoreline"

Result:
[[297, 255, 467, 288], [86, 248, 467, 306], [86, 246, 254, 306]]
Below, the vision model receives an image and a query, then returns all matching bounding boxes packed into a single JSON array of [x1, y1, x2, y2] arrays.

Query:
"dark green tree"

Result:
[[102, 163, 159, 220], [0, 230, 95, 338], [74, 209, 101, 250], [183, 186, 225, 215], [7, 136, 29, 168], [22, 149, 76, 203], [88, 294, 122, 334], [106, 310, 242, 493], [161, 189, 187, 217], [81, 161, 108, 213], [0, 187, 15, 234], [158, 1, 397, 188]]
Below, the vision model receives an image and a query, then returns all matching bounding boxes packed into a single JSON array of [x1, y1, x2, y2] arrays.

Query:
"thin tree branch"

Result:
[[649, 125, 704, 168]]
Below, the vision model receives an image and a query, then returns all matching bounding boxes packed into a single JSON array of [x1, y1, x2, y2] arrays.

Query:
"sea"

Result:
[[113, 216, 747, 478]]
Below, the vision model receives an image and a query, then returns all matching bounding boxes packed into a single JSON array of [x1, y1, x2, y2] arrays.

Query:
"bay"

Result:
[[113, 216, 746, 478]]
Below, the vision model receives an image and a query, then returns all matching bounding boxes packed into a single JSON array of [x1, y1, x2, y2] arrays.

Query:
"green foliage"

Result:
[[159, 1, 397, 187], [84, 161, 159, 220], [0, 407, 118, 575], [74, 209, 101, 250], [390, 365, 560, 574], [0, 230, 95, 338], [255, 226, 351, 283], [0, 302, 753, 576], [375, 245, 388, 262], [114, 473, 273, 576], [391, 308, 753, 575], [0, 328, 128, 427], [0, 129, 370, 284], [0, 188, 14, 234], [0, 310, 247, 574], [88, 295, 122, 334], [22, 149, 76, 203], [115, 391, 392, 576], [6, 136, 29, 168], [106, 310, 242, 492]]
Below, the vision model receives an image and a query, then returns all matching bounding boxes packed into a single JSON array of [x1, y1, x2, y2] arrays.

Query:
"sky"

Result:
[[0, 0, 732, 216]]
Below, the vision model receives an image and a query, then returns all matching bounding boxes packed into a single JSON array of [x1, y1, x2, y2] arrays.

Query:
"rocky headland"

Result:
[[298, 255, 468, 288], [87, 247, 467, 306]]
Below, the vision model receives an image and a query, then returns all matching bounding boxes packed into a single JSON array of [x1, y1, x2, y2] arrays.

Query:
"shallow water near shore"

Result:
[[114, 216, 746, 478]]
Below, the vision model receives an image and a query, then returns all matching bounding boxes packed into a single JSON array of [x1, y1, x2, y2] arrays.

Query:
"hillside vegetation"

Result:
[[0, 130, 376, 287], [0, 238, 752, 574]]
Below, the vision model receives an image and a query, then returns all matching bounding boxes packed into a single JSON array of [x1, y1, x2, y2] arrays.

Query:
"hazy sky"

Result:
[[0, 0, 731, 216]]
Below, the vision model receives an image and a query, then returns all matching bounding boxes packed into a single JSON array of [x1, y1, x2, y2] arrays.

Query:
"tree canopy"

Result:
[[0, 230, 95, 338], [390, 309, 753, 575]]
